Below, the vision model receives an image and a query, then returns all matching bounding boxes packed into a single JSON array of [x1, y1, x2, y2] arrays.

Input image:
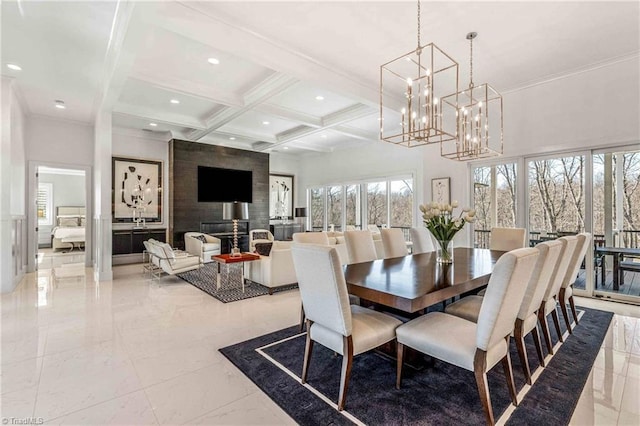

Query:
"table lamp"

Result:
[[295, 207, 307, 232], [223, 202, 249, 257]]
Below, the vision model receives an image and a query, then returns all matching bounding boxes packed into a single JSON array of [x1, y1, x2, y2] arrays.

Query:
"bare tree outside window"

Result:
[[367, 182, 387, 226], [327, 186, 343, 231], [309, 187, 325, 231], [390, 179, 413, 227], [345, 184, 360, 228]]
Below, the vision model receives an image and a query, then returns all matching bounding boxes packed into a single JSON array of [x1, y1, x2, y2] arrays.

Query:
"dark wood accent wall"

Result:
[[169, 139, 269, 248]]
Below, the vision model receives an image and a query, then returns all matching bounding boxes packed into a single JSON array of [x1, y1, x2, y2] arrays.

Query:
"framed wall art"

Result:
[[269, 174, 294, 219], [431, 177, 451, 205], [112, 157, 162, 223]]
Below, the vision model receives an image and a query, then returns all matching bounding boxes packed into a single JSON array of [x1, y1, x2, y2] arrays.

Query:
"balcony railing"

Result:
[[474, 229, 640, 250]]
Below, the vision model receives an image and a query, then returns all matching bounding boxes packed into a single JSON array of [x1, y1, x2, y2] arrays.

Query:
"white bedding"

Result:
[[52, 227, 85, 240]]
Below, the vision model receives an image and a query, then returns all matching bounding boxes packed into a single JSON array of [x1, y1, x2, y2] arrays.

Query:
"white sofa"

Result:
[[246, 240, 297, 293], [184, 232, 221, 263]]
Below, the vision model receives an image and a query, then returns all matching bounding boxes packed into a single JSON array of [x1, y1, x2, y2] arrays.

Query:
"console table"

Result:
[[270, 223, 303, 241]]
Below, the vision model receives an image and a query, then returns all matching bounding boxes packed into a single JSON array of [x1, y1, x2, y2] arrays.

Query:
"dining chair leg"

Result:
[[569, 290, 580, 325], [473, 349, 494, 426], [538, 307, 554, 355], [550, 306, 564, 343], [531, 324, 545, 367], [299, 305, 306, 333], [514, 320, 532, 385], [558, 288, 573, 334], [301, 320, 314, 384], [396, 342, 404, 389], [501, 337, 518, 406], [338, 336, 354, 411]]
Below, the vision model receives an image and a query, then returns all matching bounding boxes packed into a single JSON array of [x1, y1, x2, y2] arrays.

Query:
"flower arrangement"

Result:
[[419, 201, 476, 263]]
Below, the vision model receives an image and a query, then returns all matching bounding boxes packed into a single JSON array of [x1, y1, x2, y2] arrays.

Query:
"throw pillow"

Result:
[[193, 234, 208, 243], [253, 231, 269, 240], [254, 242, 273, 256]]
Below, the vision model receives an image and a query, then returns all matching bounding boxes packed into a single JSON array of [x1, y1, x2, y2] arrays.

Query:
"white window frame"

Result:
[[37, 182, 53, 226]]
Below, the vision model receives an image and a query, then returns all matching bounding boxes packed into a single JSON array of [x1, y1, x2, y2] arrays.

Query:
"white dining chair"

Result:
[[410, 227, 435, 254], [445, 240, 563, 383], [381, 228, 408, 259], [559, 232, 591, 333], [344, 230, 377, 264], [291, 244, 402, 411], [396, 247, 539, 425], [490, 227, 527, 252], [292, 232, 330, 245], [538, 236, 577, 355]]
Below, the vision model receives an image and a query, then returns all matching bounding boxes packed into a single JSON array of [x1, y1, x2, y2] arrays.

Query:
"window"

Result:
[[367, 181, 387, 227], [307, 175, 414, 232], [309, 187, 325, 231], [37, 183, 53, 226], [389, 179, 413, 228], [528, 155, 585, 235], [327, 186, 343, 231], [472, 162, 517, 247]]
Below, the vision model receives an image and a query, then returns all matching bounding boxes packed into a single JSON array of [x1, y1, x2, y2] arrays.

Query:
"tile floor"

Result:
[[1, 264, 638, 425]]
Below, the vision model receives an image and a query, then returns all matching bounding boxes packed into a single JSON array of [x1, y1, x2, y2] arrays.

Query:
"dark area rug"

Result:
[[177, 263, 297, 303], [220, 307, 612, 425]]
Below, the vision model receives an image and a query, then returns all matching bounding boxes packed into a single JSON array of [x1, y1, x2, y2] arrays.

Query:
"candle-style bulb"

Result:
[[406, 77, 412, 86]]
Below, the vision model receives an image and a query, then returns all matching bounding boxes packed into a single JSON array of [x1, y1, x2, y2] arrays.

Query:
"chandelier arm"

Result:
[[417, 0, 421, 48]]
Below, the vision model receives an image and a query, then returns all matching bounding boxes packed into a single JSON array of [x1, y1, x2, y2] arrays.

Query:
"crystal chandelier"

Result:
[[440, 32, 503, 160], [379, 0, 459, 147]]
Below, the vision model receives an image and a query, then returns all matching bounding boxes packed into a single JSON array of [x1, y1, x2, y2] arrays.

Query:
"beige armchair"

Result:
[[249, 229, 274, 252], [146, 239, 200, 280], [184, 232, 221, 263]]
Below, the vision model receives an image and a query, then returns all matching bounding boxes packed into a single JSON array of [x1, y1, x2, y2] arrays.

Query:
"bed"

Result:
[[51, 206, 86, 251]]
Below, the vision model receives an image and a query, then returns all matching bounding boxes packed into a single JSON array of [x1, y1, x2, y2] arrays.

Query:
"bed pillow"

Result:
[[254, 242, 273, 256], [58, 217, 79, 227], [193, 235, 208, 243]]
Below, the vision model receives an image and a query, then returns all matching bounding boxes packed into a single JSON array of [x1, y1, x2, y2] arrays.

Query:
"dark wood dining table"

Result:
[[344, 247, 505, 314]]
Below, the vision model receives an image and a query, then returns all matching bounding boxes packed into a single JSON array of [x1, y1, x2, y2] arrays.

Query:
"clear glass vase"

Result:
[[436, 239, 454, 264]]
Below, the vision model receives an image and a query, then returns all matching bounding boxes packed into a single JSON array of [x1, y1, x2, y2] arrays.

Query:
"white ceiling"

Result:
[[2, 1, 639, 154]]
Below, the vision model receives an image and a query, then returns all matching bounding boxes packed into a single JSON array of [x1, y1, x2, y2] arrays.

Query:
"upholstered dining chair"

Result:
[[445, 240, 563, 383], [559, 232, 591, 333], [537, 236, 577, 355], [344, 230, 378, 264], [396, 247, 539, 425], [380, 228, 408, 259], [490, 227, 527, 252], [291, 244, 402, 411], [409, 227, 435, 254]]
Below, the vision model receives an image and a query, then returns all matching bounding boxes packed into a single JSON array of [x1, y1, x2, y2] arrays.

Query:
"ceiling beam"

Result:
[[129, 72, 245, 107], [187, 72, 298, 141], [253, 103, 322, 128], [113, 104, 207, 130]]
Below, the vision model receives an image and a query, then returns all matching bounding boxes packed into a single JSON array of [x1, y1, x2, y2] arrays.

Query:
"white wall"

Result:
[[112, 127, 170, 230], [1, 77, 28, 292], [26, 115, 94, 165]]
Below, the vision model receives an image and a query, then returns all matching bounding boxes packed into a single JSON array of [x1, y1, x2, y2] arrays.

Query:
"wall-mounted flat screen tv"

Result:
[[197, 166, 253, 203]]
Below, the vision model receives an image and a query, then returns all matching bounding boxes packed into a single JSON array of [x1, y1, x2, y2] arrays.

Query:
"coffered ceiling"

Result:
[[2, 1, 639, 155]]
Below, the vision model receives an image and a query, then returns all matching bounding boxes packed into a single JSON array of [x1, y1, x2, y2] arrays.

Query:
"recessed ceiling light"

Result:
[[262, 121, 270, 125], [229, 137, 236, 140], [315, 95, 324, 101], [283, 146, 289, 150], [207, 57, 220, 65], [149, 123, 158, 127], [321, 134, 328, 139], [54, 100, 66, 109], [170, 99, 180, 104], [7, 63, 22, 71]]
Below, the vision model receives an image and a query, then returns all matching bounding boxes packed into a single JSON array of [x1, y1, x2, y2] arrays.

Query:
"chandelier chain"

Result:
[[417, 0, 421, 47], [469, 35, 474, 88]]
